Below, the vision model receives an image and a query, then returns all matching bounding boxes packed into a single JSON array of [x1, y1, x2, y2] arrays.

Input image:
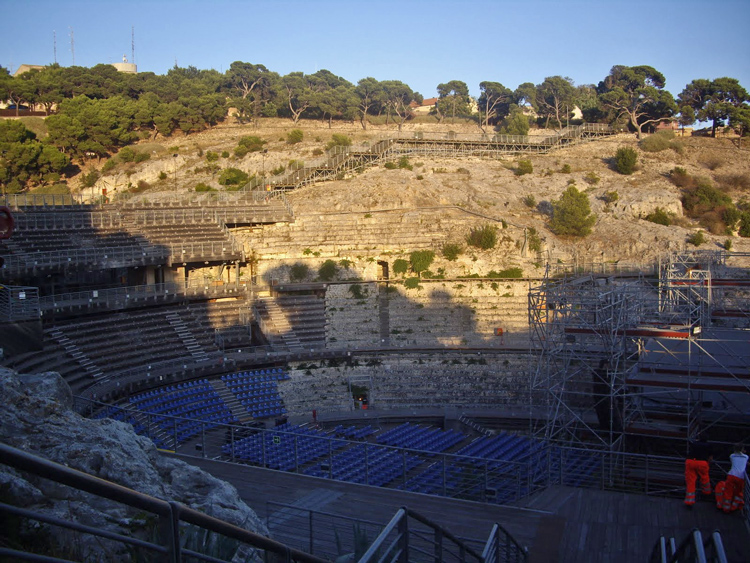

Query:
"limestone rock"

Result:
[[0, 368, 267, 561]]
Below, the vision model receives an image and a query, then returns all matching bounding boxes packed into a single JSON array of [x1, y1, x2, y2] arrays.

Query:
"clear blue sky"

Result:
[[2, 0, 748, 99]]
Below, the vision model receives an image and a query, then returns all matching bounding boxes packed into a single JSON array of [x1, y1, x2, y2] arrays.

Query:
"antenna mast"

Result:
[[53, 30, 57, 64], [131, 25, 135, 64], [69, 27, 75, 65]]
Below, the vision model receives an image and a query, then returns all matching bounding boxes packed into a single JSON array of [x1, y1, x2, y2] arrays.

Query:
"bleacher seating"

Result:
[[221, 369, 290, 419], [128, 379, 237, 445]]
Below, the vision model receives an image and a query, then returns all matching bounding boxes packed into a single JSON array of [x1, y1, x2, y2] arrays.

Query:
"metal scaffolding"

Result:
[[529, 251, 750, 453]]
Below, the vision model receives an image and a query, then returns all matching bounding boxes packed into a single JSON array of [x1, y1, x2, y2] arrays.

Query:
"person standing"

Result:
[[719, 443, 747, 513], [684, 434, 713, 508]]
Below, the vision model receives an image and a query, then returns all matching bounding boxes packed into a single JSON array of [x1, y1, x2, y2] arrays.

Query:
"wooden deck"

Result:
[[179, 455, 750, 562]]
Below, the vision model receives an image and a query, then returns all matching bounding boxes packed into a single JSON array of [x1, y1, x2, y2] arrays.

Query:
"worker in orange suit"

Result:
[[684, 434, 713, 508], [719, 443, 747, 513]]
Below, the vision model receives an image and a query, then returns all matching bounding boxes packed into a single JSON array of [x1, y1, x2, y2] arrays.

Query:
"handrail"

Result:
[[650, 528, 728, 563], [482, 522, 529, 563], [0, 442, 327, 563], [358, 506, 485, 562]]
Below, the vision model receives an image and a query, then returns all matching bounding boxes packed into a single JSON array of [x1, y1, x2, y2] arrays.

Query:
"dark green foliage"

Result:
[[527, 227, 542, 253], [218, 167, 249, 186], [287, 129, 304, 144], [409, 250, 435, 277], [80, 169, 100, 188], [234, 136, 266, 157], [442, 243, 463, 261], [326, 134, 352, 150], [687, 231, 706, 246], [644, 207, 672, 226], [723, 239, 733, 250], [393, 259, 409, 276], [404, 277, 421, 289], [602, 191, 619, 204], [523, 195, 537, 208], [466, 224, 498, 249], [205, 150, 219, 162], [561, 164, 571, 173], [682, 181, 732, 214], [615, 147, 638, 175], [584, 172, 600, 185], [348, 284, 365, 299], [515, 159, 533, 176], [318, 259, 339, 281], [195, 182, 215, 192], [739, 212, 750, 237], [398, 156, 413, 170], [289, 263, 310, 282], [0, 119, 70, 192], [549, 185, 596, 237], [487, 267, 523, 278], [384, 161, 397, 170]]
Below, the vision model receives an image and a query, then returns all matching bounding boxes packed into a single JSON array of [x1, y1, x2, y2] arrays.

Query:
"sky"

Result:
[[2, 0, 749, 100]]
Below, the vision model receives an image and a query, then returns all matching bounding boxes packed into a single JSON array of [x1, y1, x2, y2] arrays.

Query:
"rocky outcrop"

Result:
[[0, 368, 267, 561]]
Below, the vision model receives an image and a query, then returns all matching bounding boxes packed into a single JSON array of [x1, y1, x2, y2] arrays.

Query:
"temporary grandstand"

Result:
[[529, 250, 750, 455]]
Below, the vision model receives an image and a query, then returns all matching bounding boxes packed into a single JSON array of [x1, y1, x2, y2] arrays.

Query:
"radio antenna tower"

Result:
[[53, 30, 57, 64], [131, 25, 135, 63], [69, 27, 75, 65]]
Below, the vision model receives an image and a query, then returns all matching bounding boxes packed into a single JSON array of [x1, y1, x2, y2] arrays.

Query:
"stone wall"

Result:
[[278, 352, 532, 417], [324, 280, 531, 349]]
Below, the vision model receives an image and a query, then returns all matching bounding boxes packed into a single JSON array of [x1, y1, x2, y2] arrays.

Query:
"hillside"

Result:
[[76, 118, 750, 278]]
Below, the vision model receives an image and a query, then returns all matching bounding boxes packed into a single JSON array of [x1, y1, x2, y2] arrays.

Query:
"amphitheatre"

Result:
[[1, 115, 750, 562]]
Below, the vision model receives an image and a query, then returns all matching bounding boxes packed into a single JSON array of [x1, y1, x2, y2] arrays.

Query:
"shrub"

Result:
[[740, 212, 750, 237], [318, 259, 339, 281], [349, 284, 365, 299], [561, 164, 571, 173], [404, 277, 421, 289], [326, 134, 352, 150], [409, 250, 435, 277], [701, 155, 723, 170], [206, 151, 219, 162], [644, 207, 672, 226], [195, 182, 215, 192], [549, 185, 596, 237], [234, 136, 265, 157], [487, 267, 523, 278], [614, 147, 638, 175], [158, 171, 168, 181], [134, 151, 150, 163], [527, 227, 542, 254], [442, 243, 463, 261], [466, 225, 498, 249], [398, 156, 413, 170], [687, 231, 706, 246], [522, 195, 537, 208], [384, 161, 398, 170], [669, 167, 694, 188], [221, 150, 230, 158], [80, 169, 100, 188], [289, 263, 310, 282], [393, 259, 409, 276], [312, 148, 324, 156], [118, 146, 136, 163], [639, 131, 673, 152], [682, 181, 732, 215], [584, 172, 600, 185], [724, 239, 733, 251], [218, 167, 249, 186], [719, 173, 750, 191], [515, 159, 533, 176], [602, 191, 619, 205], [101, 159, 116, 173], [287, 129, 304, 144]]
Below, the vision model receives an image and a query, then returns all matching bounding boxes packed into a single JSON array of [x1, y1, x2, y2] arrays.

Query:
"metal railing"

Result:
[[0, 284, 40, 320], [482, 522, 528, 563], [0, 442, 327, 563], [650, 528, 727, 563], [266, 501, 386, 561], [359, 507, 485, 563], [1, 244, 167, 275]]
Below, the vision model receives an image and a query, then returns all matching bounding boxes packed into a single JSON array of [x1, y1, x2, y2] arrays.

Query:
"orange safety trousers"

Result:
[[717, 475, 745, 513], [684, 458, 711, 505]]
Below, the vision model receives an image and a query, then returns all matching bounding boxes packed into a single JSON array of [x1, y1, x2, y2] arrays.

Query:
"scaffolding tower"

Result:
[[529, 251, 750, 453]]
